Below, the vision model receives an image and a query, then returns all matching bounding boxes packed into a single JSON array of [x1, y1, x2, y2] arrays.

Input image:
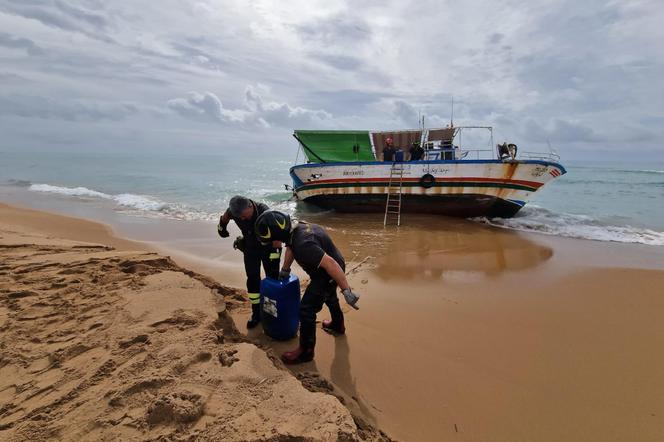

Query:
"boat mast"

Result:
[[450, 96, 454, 127]]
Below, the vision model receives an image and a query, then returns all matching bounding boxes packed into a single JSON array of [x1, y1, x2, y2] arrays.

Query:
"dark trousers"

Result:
[[244, 244, 281, 302], [299, 277, 344, 349]]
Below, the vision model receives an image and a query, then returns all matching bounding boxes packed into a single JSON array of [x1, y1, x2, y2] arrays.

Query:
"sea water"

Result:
[[1, 150, 663, 246]]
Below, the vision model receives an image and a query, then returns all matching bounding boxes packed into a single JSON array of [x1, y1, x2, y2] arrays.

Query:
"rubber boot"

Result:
[[322, 318, 345, 335], [281, 347, 314, 364], [246, 303, 261, 329]]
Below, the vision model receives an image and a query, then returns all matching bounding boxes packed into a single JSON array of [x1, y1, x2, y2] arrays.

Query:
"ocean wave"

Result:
[[114, 193, 166, 211], [25, 182, 295, 223], [571, 167, 664, 175], [6, 179, 32, 187], [616, 169, 664, 175], [473, 206, 664, 246], [28, 183, 201, 219], [30, 183, 109, 199]]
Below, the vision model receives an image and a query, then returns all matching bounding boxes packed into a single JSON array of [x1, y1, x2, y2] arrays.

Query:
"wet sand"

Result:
[[3, 201, 664, 441], [237, 213, 664, 441]]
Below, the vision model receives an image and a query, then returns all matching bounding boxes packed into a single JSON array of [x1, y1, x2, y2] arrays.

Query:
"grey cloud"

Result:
[[170, 42, 231, 70], [244, 86, 332, 128], [393, 100, 419, 126], [168, 92, 233, 123], [487, 33, 504, 45], [392, 100, 452, 128], [306, 89, 386, 114], [0, 72, 30, 83], [53, 0, 107, 28], [295, 13, 372, 46], [0, 94, 139, 121], [523, 118, 599, 143], [0, 32, 44, 55], [0, 1, 663, 158], [311, 53, 364, 71], [0, 0, 112, 42], [168, 88, 332, 129]]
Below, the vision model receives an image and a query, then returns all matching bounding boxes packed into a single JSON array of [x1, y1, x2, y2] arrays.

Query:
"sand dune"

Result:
[[0, 207, 389, 441]]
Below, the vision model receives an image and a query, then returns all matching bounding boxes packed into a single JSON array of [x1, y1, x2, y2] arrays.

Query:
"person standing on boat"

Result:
[[409, 141, 424, 161], [383, 137, 395, 162], [254, 210, 360, 364], [217, 196, 281, 329]]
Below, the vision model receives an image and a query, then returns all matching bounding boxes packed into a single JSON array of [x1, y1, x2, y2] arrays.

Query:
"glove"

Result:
[[342, 288, 360, 310], [217, 223, 229, 238], [278, 268, 291, 281], [232, 236, 245, 252]]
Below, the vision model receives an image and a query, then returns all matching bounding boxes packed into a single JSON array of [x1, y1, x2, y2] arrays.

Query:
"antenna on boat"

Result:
[[450, 96, 454, 127]]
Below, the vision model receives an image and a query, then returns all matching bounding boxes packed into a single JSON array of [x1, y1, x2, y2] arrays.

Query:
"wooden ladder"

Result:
[[383, 163, 404, 226]]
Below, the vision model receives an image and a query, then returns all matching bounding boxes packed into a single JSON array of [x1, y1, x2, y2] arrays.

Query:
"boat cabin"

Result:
[[293, 126, 491, 163]]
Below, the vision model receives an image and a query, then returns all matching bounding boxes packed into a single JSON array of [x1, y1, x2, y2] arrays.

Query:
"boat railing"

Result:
[[424, 148, 493, 161], [423, 147, 560, 162], [518, 151, 561, 162], [461, 149, 494, 160]]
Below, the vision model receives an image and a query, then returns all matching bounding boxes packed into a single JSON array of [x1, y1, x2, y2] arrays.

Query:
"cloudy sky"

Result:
[[1, 0, 663, 159]]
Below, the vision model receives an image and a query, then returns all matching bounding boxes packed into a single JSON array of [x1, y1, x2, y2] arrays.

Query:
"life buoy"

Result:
[[419, 173, 435, 188]]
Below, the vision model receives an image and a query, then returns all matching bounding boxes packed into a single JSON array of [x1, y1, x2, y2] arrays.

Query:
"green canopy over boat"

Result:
[[294, 130, 375, 163]]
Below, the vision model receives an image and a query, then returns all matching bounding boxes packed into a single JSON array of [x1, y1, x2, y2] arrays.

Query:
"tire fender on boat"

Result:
[[419, 173, 436, 188]]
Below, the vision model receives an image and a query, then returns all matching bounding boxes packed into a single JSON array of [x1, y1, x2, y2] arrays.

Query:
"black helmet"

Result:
[[255, 210, 292, 244]]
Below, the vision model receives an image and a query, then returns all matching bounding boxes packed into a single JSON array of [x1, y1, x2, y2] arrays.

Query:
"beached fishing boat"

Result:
[[289, 126, 565, 223]]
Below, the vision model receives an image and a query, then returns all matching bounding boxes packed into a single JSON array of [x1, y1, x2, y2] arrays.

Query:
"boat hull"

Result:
[[290, 160, 566, 218], [301, 193, 523, 217]]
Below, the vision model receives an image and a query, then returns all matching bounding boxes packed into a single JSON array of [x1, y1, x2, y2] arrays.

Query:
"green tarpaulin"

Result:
[[294, 130, 375, 163]]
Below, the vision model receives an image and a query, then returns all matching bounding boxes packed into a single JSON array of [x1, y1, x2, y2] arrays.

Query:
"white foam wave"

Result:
[[28, 183, 218, 222], [474, 206, 664, 246], [30, 183, 110, 199], [603, 168, 664, 175], [114, 193, 165, 211]]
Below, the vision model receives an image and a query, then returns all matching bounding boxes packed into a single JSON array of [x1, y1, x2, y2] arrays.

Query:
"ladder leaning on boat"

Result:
[[383, 163, 404, 226]]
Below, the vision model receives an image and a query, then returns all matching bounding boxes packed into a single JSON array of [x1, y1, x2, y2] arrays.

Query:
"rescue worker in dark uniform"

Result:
[[254, 210, 360, 364], [409, 141, 424, 161], [217, 196, 281, 329], [383, 137, 395, 162]]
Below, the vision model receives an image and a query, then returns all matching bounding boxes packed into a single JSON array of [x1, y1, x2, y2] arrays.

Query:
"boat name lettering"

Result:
[[429, 167, 450, 174], [342, 170, 365, 176]]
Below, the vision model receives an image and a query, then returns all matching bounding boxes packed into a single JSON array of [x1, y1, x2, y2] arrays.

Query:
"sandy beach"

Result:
[[2, 202, 664, 441], [0, 203, 387, 441]]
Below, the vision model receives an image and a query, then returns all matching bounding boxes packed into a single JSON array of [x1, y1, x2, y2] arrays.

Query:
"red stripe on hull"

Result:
[[301, 176, 544, 189]]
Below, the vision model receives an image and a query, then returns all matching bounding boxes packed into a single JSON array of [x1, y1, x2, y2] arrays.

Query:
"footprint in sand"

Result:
[[146, 391, 204, 425], [218, 349, 239, 367]]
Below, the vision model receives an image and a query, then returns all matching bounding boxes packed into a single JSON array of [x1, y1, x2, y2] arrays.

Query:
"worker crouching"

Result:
[[255, 210, 360, 364]]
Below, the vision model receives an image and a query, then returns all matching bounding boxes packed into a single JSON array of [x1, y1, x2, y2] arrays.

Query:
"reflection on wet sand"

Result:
[[240, 208, 664, 441], [374, 226, 553, 281], [301, 212, 553, 281], [328, 334, 377, 425]]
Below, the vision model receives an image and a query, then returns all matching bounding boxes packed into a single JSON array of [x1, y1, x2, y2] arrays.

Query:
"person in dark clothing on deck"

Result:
[[383, 137, 395, 162], [409, 141, 424, 161], [254, 210, 360, 364], [217, 196, 281, 329]]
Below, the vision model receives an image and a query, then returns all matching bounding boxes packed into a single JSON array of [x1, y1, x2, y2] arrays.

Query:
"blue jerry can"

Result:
[[259, 275, 300, 340]]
